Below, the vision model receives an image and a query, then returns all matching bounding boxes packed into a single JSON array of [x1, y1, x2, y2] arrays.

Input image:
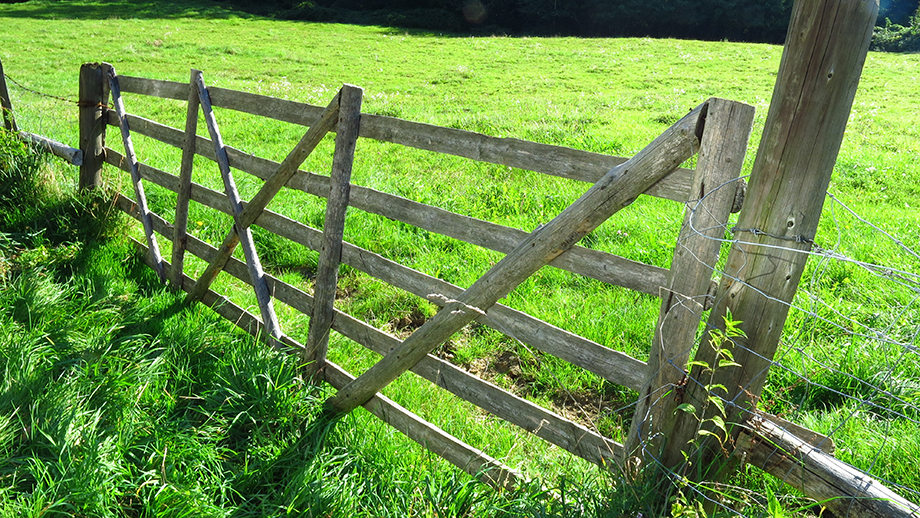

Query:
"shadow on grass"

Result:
[[0, 0, 257, 20]]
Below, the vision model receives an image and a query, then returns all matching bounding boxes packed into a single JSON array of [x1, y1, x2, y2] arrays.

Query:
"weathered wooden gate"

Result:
[[82, 62, 754, 488]]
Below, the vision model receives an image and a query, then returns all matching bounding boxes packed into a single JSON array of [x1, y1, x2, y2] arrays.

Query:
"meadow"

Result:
[[1, 0, 919, 516]]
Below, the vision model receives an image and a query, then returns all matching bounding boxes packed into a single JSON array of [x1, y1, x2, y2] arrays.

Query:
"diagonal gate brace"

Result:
[[187, 71, 284, 340], [107, 65, 166, 283], [185, 85, 343, 305], [326, 99, 713, 415]]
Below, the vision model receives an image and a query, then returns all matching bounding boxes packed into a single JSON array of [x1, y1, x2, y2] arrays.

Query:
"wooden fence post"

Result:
[[0, 58, 18, 133], [78, 63, 108, 190], [658, 0, 879, 490]]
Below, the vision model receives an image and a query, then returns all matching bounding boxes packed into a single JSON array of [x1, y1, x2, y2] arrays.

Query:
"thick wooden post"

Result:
[[659, 0, 879, 485], [0, 58, 18, 132], [78, 63, 108, 190]]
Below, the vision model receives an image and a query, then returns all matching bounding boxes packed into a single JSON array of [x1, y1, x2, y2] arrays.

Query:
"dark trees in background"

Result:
[[218, 0, 918, 47]]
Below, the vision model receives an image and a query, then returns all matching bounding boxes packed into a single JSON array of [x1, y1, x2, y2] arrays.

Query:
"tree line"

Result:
[[218, 0, 918, 47]]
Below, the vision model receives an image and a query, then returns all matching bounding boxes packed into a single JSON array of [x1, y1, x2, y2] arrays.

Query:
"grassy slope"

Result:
[[1, 0, 919, 515]]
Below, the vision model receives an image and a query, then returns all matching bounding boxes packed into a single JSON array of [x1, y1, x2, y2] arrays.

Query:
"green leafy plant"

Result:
[[678, 311, 746, 463]]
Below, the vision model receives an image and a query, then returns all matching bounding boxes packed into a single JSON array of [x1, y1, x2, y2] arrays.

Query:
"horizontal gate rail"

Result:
[[103, 109, 675, 297], [122, 224, 522, 490], [113, 74, 704, 200], [115, 189, 625, 470], [104, 148, 650, 391]]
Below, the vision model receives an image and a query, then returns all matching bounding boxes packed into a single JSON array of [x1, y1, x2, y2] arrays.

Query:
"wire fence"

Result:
[[626, 177, 920, 515]]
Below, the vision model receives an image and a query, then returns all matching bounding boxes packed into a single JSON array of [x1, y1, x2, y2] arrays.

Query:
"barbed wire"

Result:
[[2, 71, 100, 107]]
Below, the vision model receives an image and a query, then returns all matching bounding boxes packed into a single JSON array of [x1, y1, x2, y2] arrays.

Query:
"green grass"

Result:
[[2, 0, 920, 515]]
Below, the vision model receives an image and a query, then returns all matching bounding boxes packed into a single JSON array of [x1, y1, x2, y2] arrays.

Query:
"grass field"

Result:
[[2, 0, 919, 516]]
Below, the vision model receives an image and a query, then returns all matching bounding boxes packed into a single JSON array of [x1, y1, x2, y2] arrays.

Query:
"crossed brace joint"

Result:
[[107, 64, 362, 364]]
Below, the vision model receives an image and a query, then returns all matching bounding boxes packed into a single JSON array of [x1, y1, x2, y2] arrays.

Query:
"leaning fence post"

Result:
[[78, 63, 108, 190], [0, 58, 18, 133], [659, 0, 879, 495]]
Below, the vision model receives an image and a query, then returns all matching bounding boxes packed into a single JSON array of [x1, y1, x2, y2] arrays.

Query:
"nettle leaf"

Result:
[[709, 396, 726, 416], [697, 429, 720, 439], [676, 403, 697, 414], [711, 415, 727, 434], [718, 359, 741, 369]]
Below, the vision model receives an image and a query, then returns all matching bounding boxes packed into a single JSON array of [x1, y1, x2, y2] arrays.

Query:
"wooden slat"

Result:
[[104, 149, 649, 391], [323, 362, 522, 490], [171, 69, 201, 288], [737, 415, 920, 518], [0, 58, 18, 132], [103, 110, 671, 296], [126, 229, 521, 490], [190, 70, 282, 341], [18, 131, 83, 165], [107, 67, 166, 282], [327, 102, 707, 414], [304, 85, 362, 377], [116, 191, 624, 469], [628, 98, 755, 458], [114, 74, 695, 201], [117, 75, 187, 100], [185, 88, 341, 302]]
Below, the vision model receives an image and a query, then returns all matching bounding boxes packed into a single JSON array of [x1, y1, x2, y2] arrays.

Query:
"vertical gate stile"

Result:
[[171, 70, 201, 289], [107, 65, 167, 283], [192, 71, 283, 341], [304, 84, 362, 380], [625, 98, 755, 468]]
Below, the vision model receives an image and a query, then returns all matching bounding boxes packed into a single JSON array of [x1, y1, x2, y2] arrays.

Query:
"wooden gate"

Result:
[[82, 62, 753, 487]]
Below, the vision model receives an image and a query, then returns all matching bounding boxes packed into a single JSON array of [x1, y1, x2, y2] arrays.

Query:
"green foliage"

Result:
[[278, 0, 795, 42], [871, 8, 920, 52]]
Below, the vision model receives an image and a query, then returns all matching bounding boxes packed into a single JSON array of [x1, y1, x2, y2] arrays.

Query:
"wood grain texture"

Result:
[[189, 70, 282, 340], [327, 102, 706, 414], [304, 84, 362, 377], [103, 109, 671, 296], [115, 189, 624, 470], [1, 58, 18, 132], [170, 69, 201, 288], [78, 63, 107, 190], [115, 74, 695, 201], [107, 66, 166, 283], [662, 0, 880, 480], [18, 131, 82, 165], [627, 98, 755, 459], [737, 416, 919, 518], [120, 209, 522, 490], [183, 88, 340, 301]]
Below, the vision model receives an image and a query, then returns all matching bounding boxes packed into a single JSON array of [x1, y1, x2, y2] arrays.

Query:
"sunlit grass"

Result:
[[2, 0, 920, 514]]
